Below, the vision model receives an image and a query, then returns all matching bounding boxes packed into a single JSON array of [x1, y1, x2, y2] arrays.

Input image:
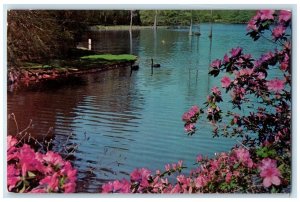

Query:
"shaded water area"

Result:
[[7, 24, 278, 193]]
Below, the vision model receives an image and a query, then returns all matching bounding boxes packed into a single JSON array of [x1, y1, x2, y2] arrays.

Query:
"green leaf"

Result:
[[233, 163, 240, 169], [27, 171, 36, 178]]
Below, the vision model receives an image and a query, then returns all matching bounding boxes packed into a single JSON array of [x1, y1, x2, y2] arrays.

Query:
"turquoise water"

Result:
[[7, 23, 278, 192]]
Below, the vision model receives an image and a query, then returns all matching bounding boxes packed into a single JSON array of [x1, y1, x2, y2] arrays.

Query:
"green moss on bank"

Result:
[[80, 54, 137, 62]]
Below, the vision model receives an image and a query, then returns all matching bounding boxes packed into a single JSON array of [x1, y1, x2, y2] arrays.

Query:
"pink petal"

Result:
[[271, 176, 281, 186], [263, 177, 272, 187]]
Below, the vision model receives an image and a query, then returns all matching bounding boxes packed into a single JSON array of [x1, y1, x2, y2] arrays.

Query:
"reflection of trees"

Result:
[[79, 30, 140, 55], [7, 77, 86, 140], [82, 68, 144, 129]]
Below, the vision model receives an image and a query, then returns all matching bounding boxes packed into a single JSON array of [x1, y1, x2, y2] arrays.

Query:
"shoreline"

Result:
[[8, 51, 137, 91], [90, 23, 248, 31]]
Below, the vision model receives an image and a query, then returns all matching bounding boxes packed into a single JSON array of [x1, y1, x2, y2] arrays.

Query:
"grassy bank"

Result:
[[81, 54, 137, 62], [9, 53, 137, 89]]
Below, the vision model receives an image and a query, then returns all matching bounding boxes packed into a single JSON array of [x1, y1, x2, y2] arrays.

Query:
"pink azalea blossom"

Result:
[[278, 10, 291, 23], [259, 158, 281, 187], [190, 105, 200, 114], [7, 165, 21, 191], [272, 25, 286, 39], [225, 172, 232, 183], [221, 76, 231, 88], [211, 59, 222, 69], [261, 51, 275, 62], [43, 151, 65, 167], [211, 86, 221, 96], [165, 163, 171, 172], [234, 148, 253, 168], [176, 175, 191, 188], [257, 72, 266, 80], [61, 161, 77, 183], [243, 54, 252, 60], [102, 181, 114, 193], [130, 168, 151, 187], [259, 10, 275, 20], [280, 62, 289, 71], [172, 163, 177, 170], [267, 78, 285, 92], [63, 182, 76, 193], [182, 111, 193, 122], [195, 175, 208, 188], [7, 135, 17, 150], [196, 154, 203, 162], [40, 172, 59, 192], [112, 179, 131, 193], [184, 123, 195, 133], [247, 19, 258, 31], [171, 184, 183, 193], [259, 158, 277, 170], [177, 160, 183, 168], [230, 47, 242, 58], [19, 144, 45, 177], [223, 53, 230, 63], [239, 68, 253, 76]]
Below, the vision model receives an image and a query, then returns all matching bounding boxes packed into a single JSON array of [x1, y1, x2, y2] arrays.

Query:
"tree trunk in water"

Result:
[[130, 10, 133, 32], [153, 10, 157, 30], [209, 10, 213, 38], [189, 17, 193, 36]]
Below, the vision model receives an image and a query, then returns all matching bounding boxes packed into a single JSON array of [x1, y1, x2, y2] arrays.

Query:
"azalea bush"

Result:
[[7, 135, 77, 193], [100, 9, 291, 194]]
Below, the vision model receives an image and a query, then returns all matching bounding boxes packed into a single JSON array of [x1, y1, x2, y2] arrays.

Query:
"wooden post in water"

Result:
[[129, 30, 133, 54], [208, 10, 213, 38], [88, 38, 92, 50], [153, 10, 158, 30], [151, 58, 154, 76], [130, 10, 133, 32], [189, 17, 193, 36]]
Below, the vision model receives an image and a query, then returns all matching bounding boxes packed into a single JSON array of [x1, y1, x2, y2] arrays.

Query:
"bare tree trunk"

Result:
[[130, 10, 133, 32], [209, 10, 213, 38], [189, 16, 193, 36], [153, 10, 157, 30]]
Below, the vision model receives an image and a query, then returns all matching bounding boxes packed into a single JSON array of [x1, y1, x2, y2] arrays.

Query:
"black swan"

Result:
[[151, 58, 160, 68], [130, 62, 140, 71]]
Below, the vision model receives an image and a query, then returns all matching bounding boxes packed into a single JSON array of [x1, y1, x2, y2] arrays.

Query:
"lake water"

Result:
[[7, 23, 278, 193]]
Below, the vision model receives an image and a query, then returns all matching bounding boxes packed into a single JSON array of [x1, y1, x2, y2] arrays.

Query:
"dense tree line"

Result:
[[139, 10, 256, 26], [7, 10, 254, 67]]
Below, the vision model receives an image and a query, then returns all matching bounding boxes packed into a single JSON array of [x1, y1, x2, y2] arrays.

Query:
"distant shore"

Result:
[[90, 23, 247, 31], [90, 25, 169, 31]]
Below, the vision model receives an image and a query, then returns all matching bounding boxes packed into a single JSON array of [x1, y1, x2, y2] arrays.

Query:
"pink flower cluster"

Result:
[[247, 10, 291, 42], [221, 76, 231, 88], [101, 147, 270, 193], [266, 78, 285, 92], [102, 179, 131, 193], [233, 148, 254, 168], [7, 135, 77, 193], [101, 160, 185, 193], [182, 105, 201, 134]]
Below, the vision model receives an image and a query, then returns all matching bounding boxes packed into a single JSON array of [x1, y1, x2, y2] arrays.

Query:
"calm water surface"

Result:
[[7, 24, 278, 192]]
